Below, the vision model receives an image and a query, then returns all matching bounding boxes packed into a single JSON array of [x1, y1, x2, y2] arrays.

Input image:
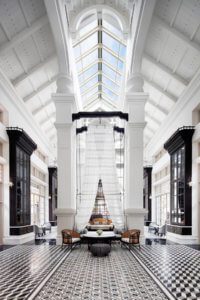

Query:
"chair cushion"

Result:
[[72, 238, 80, 244], [121, 238, 129, 243]]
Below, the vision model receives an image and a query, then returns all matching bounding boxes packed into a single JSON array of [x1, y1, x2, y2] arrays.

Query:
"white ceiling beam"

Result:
[[145, 112, 161, 126], [128, 0, 156, 73], [147, 98, 169, 116], [153, 15, 200, 54], [12, 54, 56, 87], [45, 125, 56, 135], [143, 53, 188, 86], [24, 76, 57, 103], [0, 15, 48, 55], [144, 76, 177, 103], [32, 99, 53, 116], [40, 112, 56, 126]]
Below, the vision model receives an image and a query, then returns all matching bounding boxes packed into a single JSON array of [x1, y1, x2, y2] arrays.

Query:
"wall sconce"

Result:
[[9, 181, 14, 188], [188, 181, 193, 187]]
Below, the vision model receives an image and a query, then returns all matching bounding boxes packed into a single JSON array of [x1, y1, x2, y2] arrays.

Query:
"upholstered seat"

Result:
[[61, 229, 81, 249]]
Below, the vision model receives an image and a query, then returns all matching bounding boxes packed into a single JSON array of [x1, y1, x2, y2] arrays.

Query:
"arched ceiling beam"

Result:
[[44, 0, 70, 76], [144, 76, 177, 103], [153, 15, 200, 54], [0, 15, 48, 55], [24, 76, 57, 103], [12, 54, 57, 87], [128, 0, 156, 75], [143, 53, 188, 86]]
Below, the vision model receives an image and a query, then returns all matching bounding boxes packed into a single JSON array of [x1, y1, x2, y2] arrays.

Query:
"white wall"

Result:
[[145, 74, 200, 243], [0, 72, 55, 244]]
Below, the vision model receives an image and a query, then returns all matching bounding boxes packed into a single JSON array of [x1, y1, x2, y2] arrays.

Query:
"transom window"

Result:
[[73, 15, 126, 110]]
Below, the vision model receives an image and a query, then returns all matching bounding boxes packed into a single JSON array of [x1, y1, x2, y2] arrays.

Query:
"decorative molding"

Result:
[[125, 208, 148, 215]]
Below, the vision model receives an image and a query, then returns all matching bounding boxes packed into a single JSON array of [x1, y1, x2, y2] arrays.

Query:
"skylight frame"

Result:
[[73, 16, 126, 110]]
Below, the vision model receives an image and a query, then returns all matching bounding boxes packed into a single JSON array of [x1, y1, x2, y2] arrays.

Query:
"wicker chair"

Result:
[[121, 229, 141, 250], [61, 229, 81, 249]]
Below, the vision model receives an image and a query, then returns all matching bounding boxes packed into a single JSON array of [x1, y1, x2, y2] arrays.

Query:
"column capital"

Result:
[[56, 73, 73, 94], [53, 93, 75, 124], [127, 73, 144, 93]]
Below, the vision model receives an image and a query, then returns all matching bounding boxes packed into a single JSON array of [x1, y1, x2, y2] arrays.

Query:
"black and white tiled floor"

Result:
[[35, 245, 168, 300], [0, 245, 69, 300], [1, 243, 200, 300], [132, 245, 200, 300]]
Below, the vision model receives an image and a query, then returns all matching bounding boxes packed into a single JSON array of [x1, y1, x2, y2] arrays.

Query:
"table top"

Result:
[[83, 231, 116, 238]]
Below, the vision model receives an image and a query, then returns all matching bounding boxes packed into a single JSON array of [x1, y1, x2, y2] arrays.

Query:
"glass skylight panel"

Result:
[[79, 64, 98, 83], [81, 51, 98, 69], [102, 75, 119, 92], [102, 86, 118, 101], [103, 32, 120, 55], [73, 16, 126, 109], [102, 64, 120, 83], [79, 20, 97, 37], [80, 75, 98, 93], [119, 44, 126, 58], [102, 49, 118, 66], [103, 20, 123, 39], [81, 33, 97, 52]]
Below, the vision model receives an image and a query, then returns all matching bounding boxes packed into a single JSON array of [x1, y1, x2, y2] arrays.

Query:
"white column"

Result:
[[53, 75, 76, 242], [125, 73, 148, 235]]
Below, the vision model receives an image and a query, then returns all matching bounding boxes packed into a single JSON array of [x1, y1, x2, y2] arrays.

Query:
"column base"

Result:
[[55, 208, 76, 245], [125, 208, 148, 239], [3, 232, 35, 245]]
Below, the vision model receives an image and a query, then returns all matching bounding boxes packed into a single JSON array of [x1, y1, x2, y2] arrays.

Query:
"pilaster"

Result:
[[125, 74, 148, 235], [53, 90, 77, 236]]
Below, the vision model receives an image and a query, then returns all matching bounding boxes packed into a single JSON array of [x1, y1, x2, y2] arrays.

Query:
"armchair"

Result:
[[61, 229, 81, 249], [121, 229, 141, 250]]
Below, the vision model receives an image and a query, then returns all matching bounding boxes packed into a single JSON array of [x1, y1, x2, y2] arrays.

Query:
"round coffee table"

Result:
[[83, 231, 116, 250]]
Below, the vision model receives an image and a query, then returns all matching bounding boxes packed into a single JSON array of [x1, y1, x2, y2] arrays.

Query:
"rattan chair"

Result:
[[61, 229, 81, 249], [121, 229, 141, 250]]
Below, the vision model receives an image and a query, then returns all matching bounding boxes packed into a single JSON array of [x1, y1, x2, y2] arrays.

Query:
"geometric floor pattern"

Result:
[[0, 245, 69, 300], [35, 245, 168, 300], [132, 245, 200, 300]]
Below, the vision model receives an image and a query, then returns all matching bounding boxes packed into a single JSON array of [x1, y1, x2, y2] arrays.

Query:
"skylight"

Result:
[[73, 15, 126, 110]]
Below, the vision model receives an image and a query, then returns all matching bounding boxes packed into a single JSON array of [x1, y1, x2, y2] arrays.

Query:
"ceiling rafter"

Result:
[[40, 112, 56, 126], [153, 15, 200, 54], [143, 53, 188, 86], [32, 99, 53, 116], [145, 112, 161, 127], [12, 54, 57, 87], [0, 15, 48, 55], [147, 98, 169, 116], [24, 76, 57, 103], [144, 76, 177, 103]]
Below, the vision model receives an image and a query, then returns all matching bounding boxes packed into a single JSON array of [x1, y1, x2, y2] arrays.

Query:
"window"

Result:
[[171, 147, 185, 225]]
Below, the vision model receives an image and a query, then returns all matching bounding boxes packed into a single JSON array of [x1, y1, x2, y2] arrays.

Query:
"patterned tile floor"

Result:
[[0, 245, 70, 300], [132, 245, 200, 300], [35, 245, 169, 300]]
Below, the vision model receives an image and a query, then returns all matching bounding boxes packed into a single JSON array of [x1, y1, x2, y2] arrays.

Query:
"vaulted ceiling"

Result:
[[0, 0, 200, 154]]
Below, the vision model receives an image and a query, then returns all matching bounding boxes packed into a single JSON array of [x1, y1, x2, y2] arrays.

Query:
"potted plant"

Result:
[[96, 229, 103, 236]]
